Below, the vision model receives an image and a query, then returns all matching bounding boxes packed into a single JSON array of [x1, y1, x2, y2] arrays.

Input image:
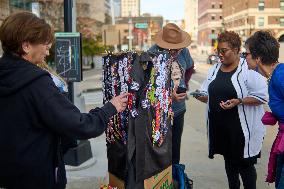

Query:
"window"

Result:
[[219, 3, 222, 9], [220, 16, 223, 20], [280, 18, 284, 26], [212, 3, 215, 8], [258, 0, 264, 11], [258, 17, 264, 26], [281, 0, 284, 10], [211, 16, 215, 20]]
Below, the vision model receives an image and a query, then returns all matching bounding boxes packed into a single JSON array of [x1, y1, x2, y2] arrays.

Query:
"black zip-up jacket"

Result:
[[0, 53, 116, 189]]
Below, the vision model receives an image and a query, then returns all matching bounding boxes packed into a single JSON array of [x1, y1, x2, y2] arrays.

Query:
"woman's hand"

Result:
[[110, 93, 129, 113], [192, 90, 208, 103], [172, 87, 187, 102], [220, 99, 240, 110], [196, 96, 208, 103]]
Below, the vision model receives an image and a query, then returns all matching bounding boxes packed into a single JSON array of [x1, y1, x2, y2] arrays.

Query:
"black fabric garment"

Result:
[[172, 110, 186, 164], [0, 53, 117, 189], [208, 68, 245, 160], [224, 157, 257, 189], [126, 53, 147, 188], [143, 108, 172, 179], [103, 54, 129, 180], [140, 52, 172, 180], [126, 106, 173, 188], [103, 52, 172, 188], [54, 137, 67, 189]]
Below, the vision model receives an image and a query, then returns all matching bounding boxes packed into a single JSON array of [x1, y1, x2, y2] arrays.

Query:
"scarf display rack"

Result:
[[102, 51, 181, 188]]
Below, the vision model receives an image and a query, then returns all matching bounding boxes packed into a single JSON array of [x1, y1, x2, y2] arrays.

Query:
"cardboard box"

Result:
[[109, 173, 125, 189], [109, 165, 172, 189], [144, 165, 172, 189]]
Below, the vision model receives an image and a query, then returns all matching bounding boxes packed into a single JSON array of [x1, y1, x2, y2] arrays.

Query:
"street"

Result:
[[67, 59, 278, 189]]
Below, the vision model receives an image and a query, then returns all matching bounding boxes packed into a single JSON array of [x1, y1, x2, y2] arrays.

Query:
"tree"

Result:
[[82, 36, 107, 56]]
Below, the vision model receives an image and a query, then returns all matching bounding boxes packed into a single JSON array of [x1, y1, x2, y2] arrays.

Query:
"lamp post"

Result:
[[63, 0, 93, 166]]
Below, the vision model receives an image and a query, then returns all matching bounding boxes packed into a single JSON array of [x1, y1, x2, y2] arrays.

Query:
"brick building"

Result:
[[223, 0, 284, 42], [121, 0, 140, 17], [198, 0, 223, 54]]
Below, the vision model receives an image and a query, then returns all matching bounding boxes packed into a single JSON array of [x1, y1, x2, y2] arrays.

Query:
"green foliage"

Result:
[[82, 36, 111, 56]]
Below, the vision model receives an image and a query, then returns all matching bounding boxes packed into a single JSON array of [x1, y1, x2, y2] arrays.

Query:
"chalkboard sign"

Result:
[[55, 32, 82, 82]]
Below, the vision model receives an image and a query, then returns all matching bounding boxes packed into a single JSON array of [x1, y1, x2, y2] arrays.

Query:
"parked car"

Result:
[[207, 54, 219, 64]]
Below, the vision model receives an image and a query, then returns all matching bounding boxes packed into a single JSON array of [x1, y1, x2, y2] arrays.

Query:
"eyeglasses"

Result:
[[217, 48, 231, 55], [241, 52, 251, 58]]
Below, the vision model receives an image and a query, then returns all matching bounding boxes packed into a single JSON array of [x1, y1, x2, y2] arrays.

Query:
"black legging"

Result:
[[172, 111, 186, 164], [224, 158, 257, 189]]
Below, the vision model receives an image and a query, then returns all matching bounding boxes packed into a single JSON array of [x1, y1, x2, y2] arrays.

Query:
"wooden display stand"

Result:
[[109, 165, 172, 189]]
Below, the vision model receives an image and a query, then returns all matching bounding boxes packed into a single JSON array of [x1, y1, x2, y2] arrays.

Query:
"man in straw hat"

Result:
[[149, 23, 194, 165]]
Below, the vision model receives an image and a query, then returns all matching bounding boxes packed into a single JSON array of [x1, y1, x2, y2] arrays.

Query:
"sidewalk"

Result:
[[66, 68, 107, 189], [78, 68, 103, 92]]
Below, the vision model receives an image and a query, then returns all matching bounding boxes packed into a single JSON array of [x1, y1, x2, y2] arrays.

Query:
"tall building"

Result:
[[185, 0, 198, 42], [113, 0, 121, 17], [121, 0, 140, 17], [105, 0, 112, 17], [223, 0, 284, 42], [198, 0, 223, 53]]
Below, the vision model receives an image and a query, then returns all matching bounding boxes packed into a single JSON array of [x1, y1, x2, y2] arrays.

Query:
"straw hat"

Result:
[[154, 23, 191, 49]]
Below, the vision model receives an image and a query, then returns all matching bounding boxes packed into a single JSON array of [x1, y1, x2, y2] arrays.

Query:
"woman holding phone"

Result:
[[194, 31, 268, 189]]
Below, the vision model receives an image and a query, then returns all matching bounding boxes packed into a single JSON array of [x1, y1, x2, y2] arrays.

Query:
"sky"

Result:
[[140, 0, 184, 21]]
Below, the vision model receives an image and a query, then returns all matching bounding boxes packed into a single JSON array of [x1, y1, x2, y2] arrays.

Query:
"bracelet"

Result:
[[238, 98, 243, 105]]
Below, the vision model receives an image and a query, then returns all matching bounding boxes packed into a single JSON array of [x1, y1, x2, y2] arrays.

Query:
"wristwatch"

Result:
[[238, 98, 243, 105]]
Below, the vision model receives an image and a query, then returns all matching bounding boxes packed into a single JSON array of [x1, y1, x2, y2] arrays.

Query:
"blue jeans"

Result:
[[276, 153, 284, 189]]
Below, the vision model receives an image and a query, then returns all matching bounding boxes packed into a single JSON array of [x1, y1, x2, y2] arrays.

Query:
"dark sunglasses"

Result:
[[217, 48, 231, 55], [241, 52, 251, 58]]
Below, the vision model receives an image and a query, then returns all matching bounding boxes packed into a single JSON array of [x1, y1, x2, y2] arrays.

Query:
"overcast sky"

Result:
[[140, 0, 184, 21]]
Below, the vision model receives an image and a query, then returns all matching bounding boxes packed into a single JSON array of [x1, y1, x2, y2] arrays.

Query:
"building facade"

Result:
[[198, 0, 223, 53], [106, 15, 163, 50], [121, 0, 140, 17], [185, 0, 198, 42], [113, 0, 121, 17], [223, 0, 284, 42]]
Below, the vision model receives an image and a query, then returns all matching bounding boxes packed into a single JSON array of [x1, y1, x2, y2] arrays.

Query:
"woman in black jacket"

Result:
[[0, 12, 128, 189]]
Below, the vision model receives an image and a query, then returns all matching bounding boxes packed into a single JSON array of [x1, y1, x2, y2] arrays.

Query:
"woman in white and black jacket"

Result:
[[194, 31, 268, 189]]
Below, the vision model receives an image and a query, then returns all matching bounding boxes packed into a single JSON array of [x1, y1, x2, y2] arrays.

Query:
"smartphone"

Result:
[[176, 86, 187, 94], [189, 91, 207, 97]]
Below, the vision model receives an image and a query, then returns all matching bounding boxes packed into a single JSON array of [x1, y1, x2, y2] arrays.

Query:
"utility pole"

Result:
[[63, 0, 93, 166]]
